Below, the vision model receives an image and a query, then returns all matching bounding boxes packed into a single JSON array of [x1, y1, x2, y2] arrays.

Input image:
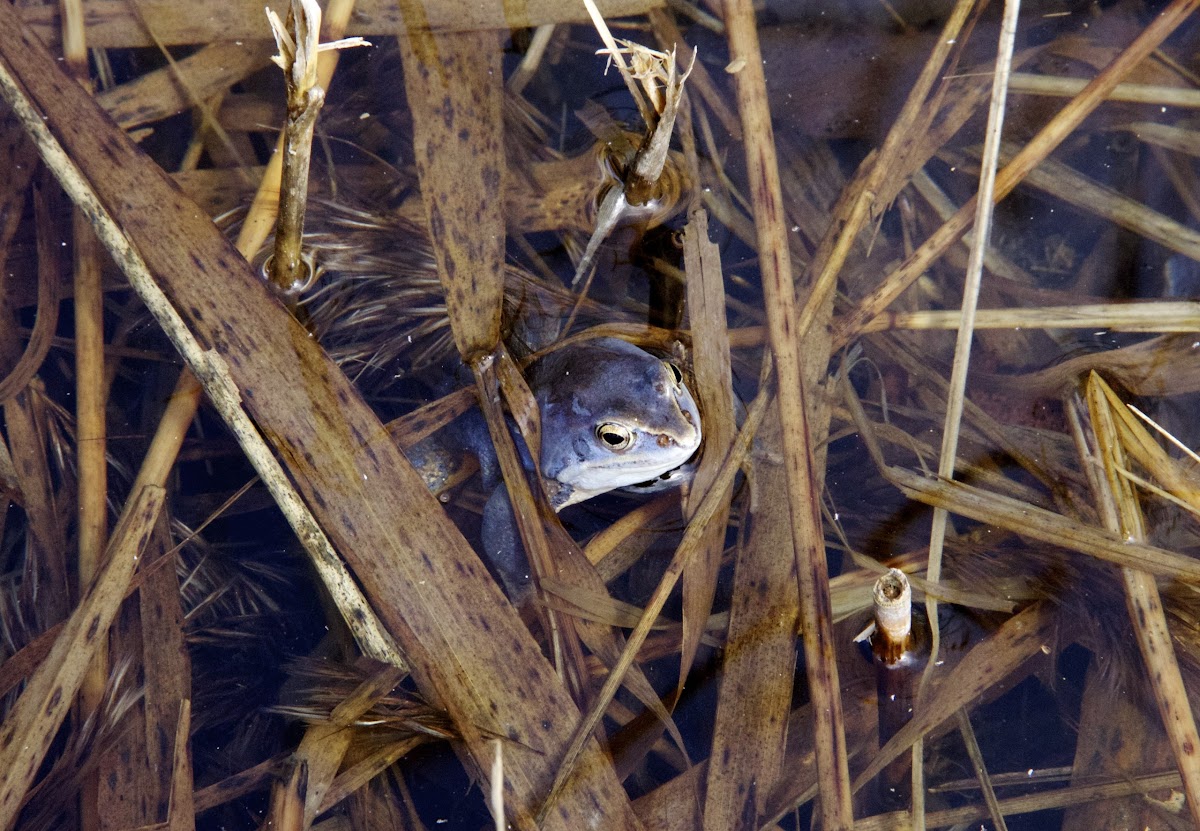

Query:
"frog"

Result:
[[481, 336, 702, 597], [532, 336, 702, 510]]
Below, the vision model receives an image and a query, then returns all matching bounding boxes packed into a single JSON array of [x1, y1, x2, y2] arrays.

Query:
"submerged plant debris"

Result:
[[3, 1, 1200, 830]]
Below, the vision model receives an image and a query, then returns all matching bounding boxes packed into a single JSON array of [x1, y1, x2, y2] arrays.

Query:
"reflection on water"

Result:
[[3, 1, 1200, 829]]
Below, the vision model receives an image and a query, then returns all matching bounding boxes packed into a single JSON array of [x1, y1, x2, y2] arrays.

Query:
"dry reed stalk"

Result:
[[834, 0, 1200, 347], [237, 0, 357, 262], [919, 7, 1021, 826], [1082, 373, 1200, 827], [723, 0, 854, 827], [18, 0, 665, 49], [0, 485, 164, 831], [855, 301, 1200, 333], [265, 0, 359, 293], [56, 6, 112, 826], [1008, 71, 1200, 108], [854, 770, 1184, 831], [887, 467, 1200, 580]]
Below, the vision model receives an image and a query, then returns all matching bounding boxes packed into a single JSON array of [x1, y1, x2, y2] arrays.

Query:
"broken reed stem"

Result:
[[236, 0, 360, 261], [833, 0, 1200, 347], [267, 0, 325, 293], [872, 569, 912, 666], [723, 0, 854, 826]]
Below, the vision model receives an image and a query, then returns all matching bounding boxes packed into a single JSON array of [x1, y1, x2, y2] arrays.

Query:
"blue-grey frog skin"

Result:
[[482, 336, 702, 597], [532, 337, 702, 509]]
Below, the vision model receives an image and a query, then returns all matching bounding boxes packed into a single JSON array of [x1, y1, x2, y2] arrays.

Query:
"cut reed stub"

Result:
[[871, 568, 913, 666]]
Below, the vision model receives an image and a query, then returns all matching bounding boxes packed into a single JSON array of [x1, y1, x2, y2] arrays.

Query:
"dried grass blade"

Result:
[[395, 23, 504, 358], [295, 658, 408, 826], [0, 12, 641, 827], [166, 700, 195, 831], [3, 384, 70, 625], [317, 737, 423, 815], [835, 0, 1200, 346], [919, 6, 1021, 823], [1106, 398, 1200, 511], [20, 0, 666, 48], [293, 724, 354, 824], [96, 42, 270, 132], [1083, 372, 1200, 827], [0, 484, 164, 831], [887, 467, 1200, 580], [265, 759, 307, 831], [724, 0, 853, 824], [680, 208, 735, 692], [702, 408, 799, 830], [133, 530, 195, 829]]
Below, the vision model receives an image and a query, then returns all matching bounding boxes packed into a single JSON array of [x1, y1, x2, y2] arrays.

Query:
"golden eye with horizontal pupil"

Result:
[[664, 361, 684, 385], [596, 422, 633, 451]]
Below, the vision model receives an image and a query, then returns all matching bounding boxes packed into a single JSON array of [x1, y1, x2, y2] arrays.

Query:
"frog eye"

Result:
[[664, 361, 684, 385], [595, 422, 633, 451]]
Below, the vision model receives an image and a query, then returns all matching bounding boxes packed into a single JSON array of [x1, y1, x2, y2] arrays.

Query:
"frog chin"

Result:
[[552, 452, 696, 508]]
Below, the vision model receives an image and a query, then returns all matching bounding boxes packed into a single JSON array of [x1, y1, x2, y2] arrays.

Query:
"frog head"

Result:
[[528, 337, 702, 510]]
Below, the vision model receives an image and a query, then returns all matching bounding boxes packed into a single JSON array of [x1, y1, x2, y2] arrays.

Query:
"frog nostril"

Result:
[[657, 434, 672, 448]]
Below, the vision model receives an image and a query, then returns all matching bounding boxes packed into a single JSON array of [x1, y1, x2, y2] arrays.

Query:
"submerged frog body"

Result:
[[531, 337, 701, 509], [259, 198, 701, 591]]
